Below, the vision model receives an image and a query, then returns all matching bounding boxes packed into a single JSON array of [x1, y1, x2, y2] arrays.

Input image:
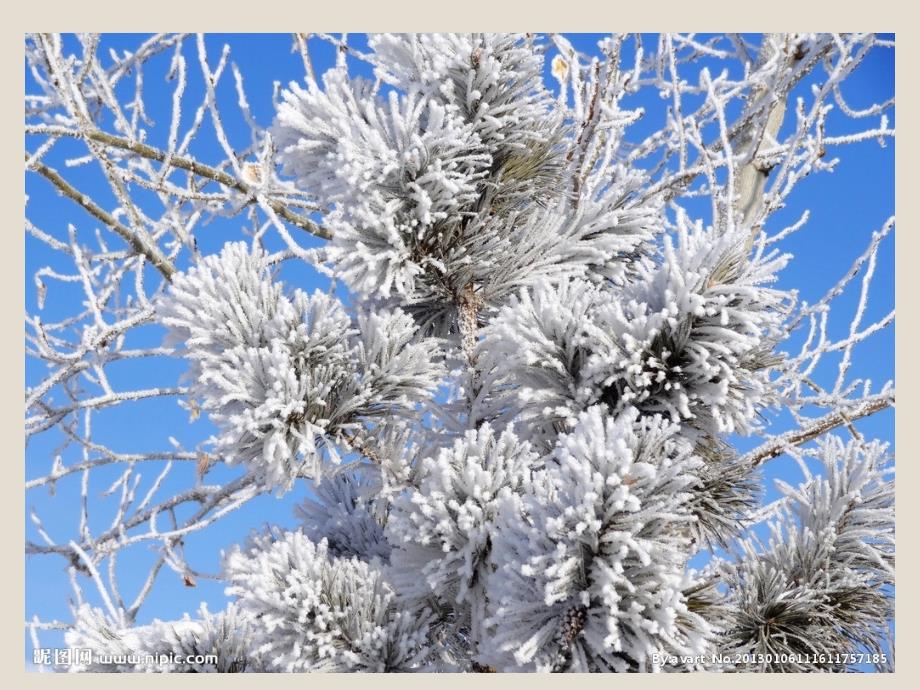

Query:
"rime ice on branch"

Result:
[[25, 32, 894, 673]]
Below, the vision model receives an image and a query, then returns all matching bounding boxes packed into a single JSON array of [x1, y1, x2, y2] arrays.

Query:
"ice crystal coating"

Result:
[[275, 33, 659, 335], [296, 466, 391, 562], [481, 220, 792, 447], [722, 438, 894, 671], [486, 406, 713, 671], [224, 531, 431, 671], [386, 424, 539, 647], [65, 603, 264, 672], [32, 32, 894, 676], [157, 242, 444, 490]]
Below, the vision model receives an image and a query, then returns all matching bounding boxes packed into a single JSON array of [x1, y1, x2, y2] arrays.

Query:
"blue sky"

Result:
[[25, 34, 894, 667]]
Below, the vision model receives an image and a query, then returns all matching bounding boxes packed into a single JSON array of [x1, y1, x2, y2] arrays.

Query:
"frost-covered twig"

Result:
[[25, 33, 894, 673]]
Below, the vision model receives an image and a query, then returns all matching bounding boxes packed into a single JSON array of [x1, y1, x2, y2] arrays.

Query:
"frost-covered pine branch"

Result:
[[25, 33, 894, 673]]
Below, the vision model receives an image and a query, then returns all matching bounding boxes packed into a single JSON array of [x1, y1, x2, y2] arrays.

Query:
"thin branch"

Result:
[[742, 392, 894, 468], [27, 125, 331, 240], [26, 154, 176, 279]]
